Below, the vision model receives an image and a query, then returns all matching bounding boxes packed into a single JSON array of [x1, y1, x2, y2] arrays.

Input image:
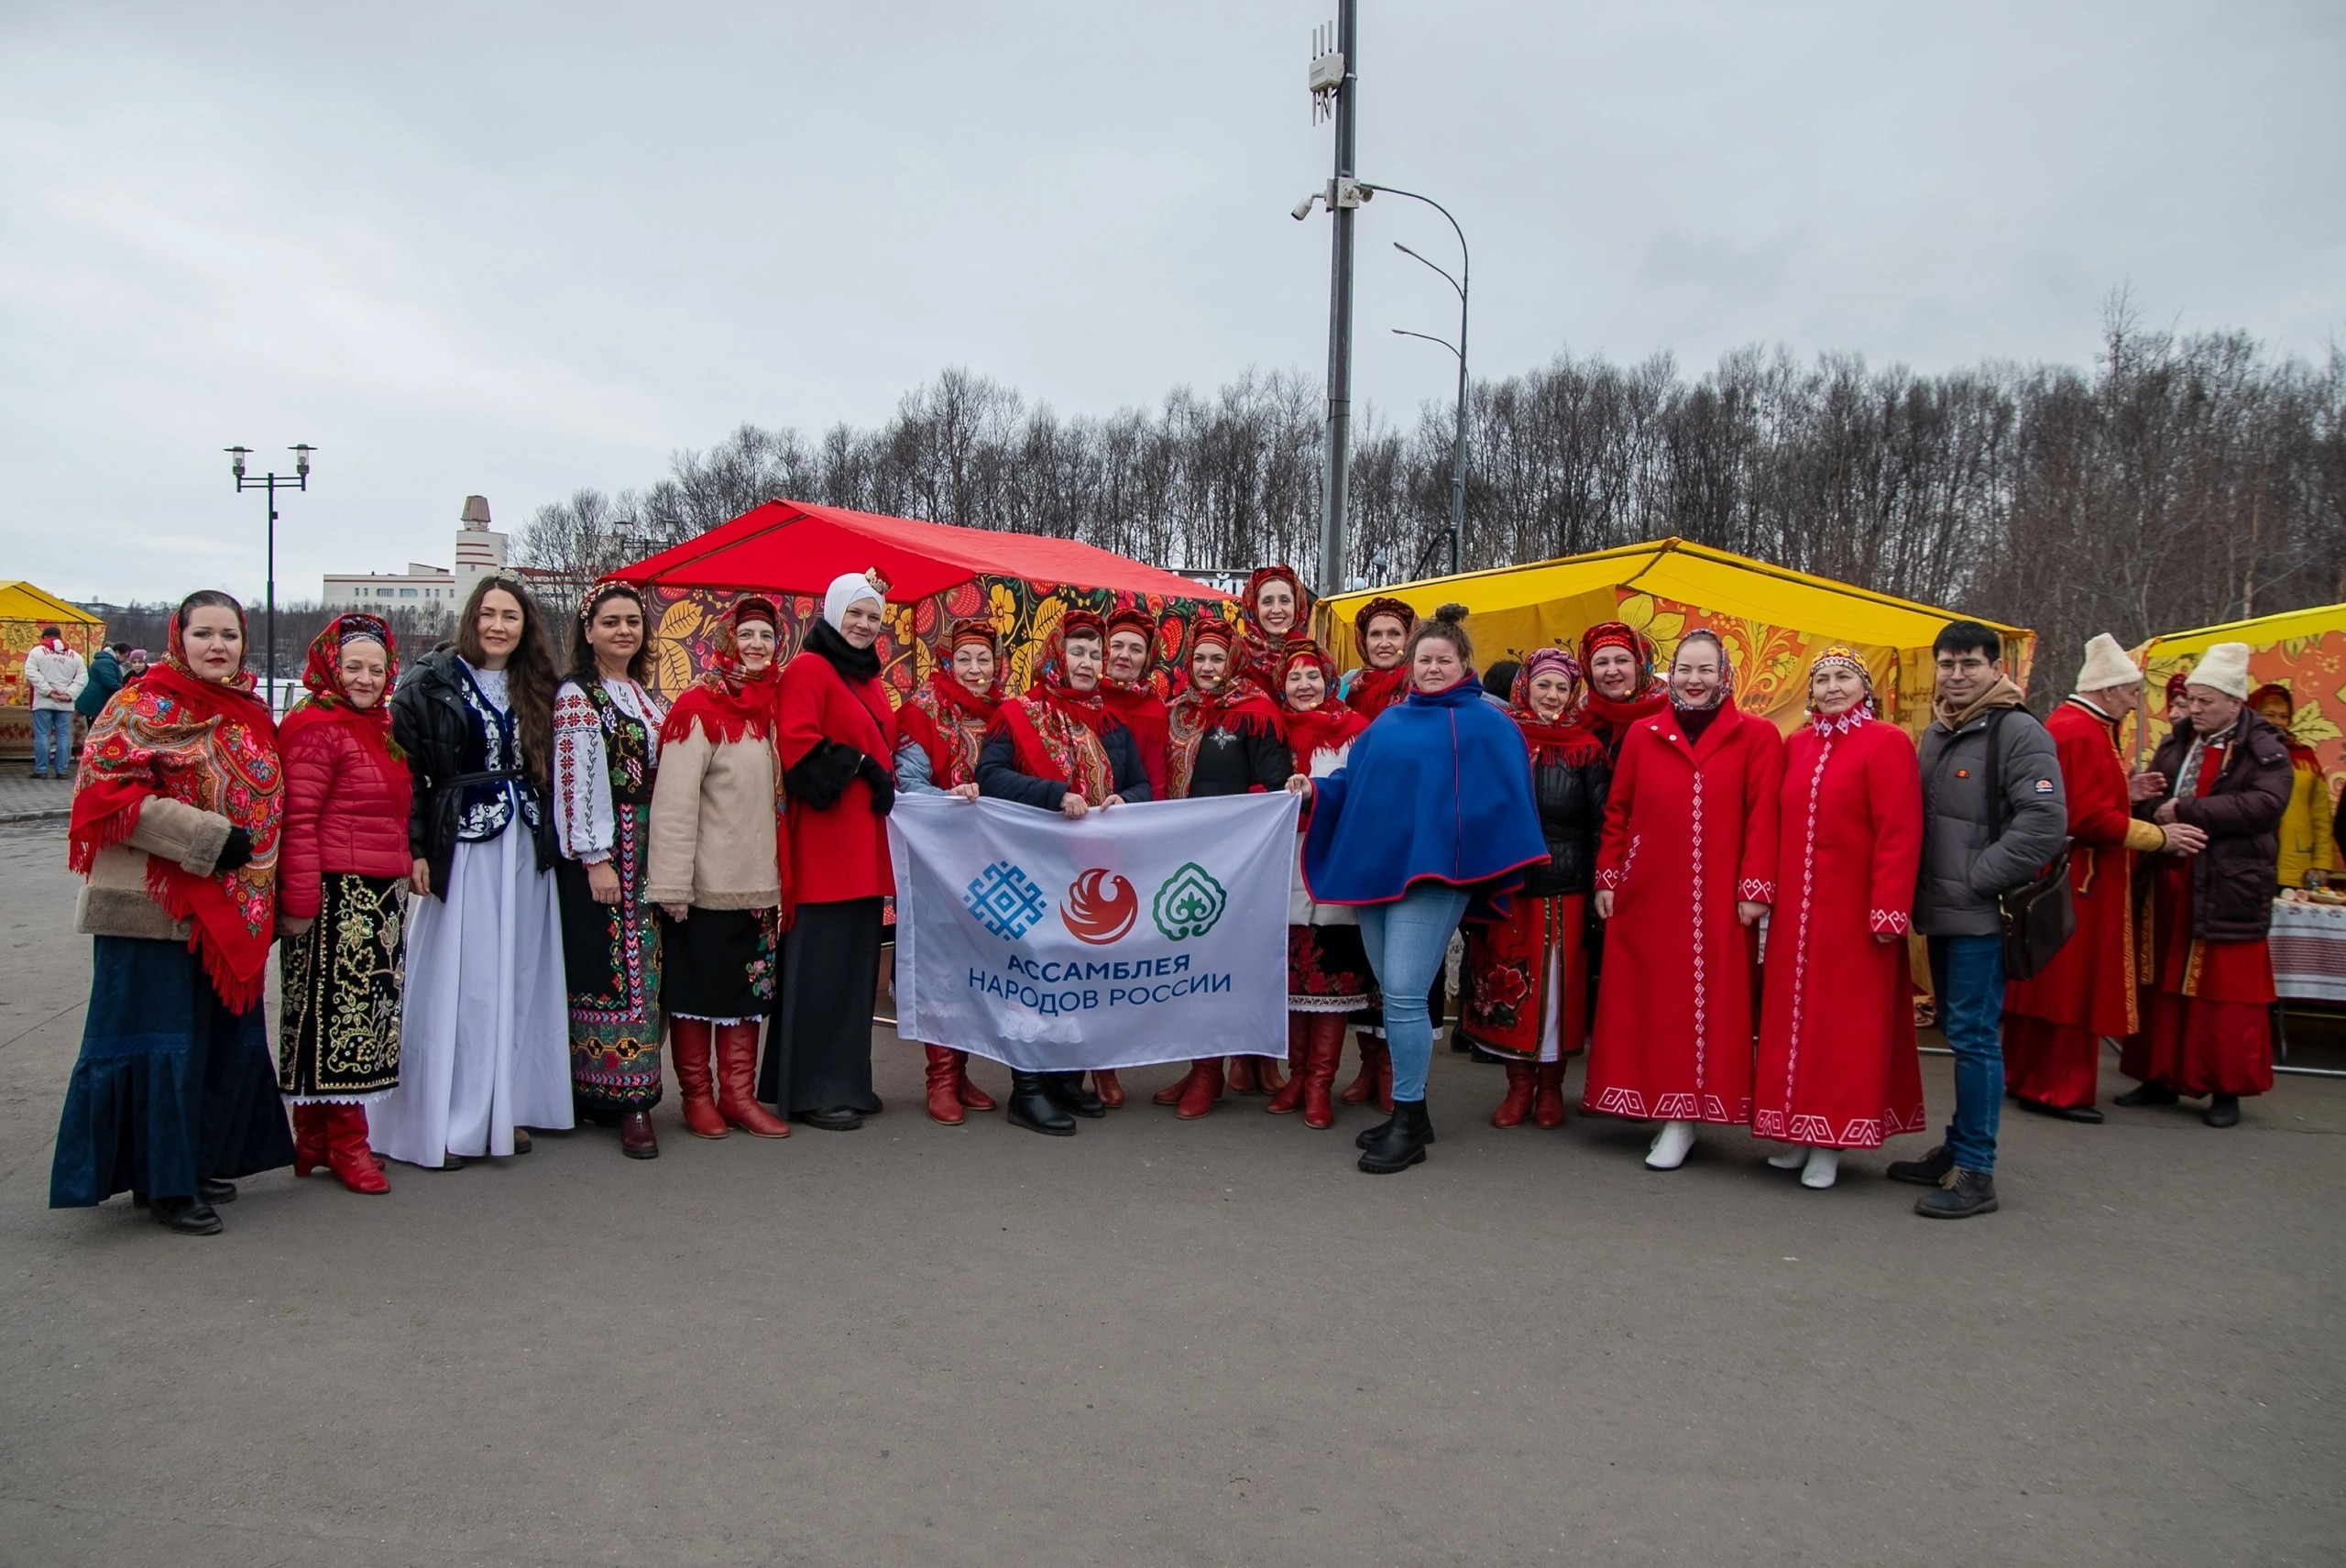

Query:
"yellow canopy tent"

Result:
[[1314, 538, 2032, 735], [2132, 603, 2346, 772], [1, 581, 107, 762]]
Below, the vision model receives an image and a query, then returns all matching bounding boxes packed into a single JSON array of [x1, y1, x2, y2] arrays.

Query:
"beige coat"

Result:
[[645, 729, 782, 909], [75, 796, 236, 943]]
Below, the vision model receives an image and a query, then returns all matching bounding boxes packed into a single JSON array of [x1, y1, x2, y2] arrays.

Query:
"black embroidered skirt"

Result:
[[278, 872, 406, 1101]]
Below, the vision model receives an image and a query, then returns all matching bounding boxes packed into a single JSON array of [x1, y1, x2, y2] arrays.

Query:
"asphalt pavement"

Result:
[[1, 817, 2340, 1568]]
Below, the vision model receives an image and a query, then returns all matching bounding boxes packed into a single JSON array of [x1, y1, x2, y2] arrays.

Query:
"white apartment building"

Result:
[[323, 495, 513, 609]]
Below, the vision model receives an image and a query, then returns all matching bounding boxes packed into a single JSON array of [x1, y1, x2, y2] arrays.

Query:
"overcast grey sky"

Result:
[[2, 0, 2339, 607]]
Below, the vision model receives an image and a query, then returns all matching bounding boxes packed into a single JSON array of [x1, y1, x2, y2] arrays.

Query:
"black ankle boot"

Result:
[[1007, 1072, 1077, 1136], [152, 1196, 223, 1235], [1354, 1107, 1438, 1150], [2114, 1081, 2179, 1108], [1357, 1099, 1433, 1174], [2204, 1093, 2241, 1128], [196, 1177, 237, 1203], [1042, 1070, 1106, 1118], [1885, 1144, 1955, 1187], [1913, 1168, 1998, 1219]]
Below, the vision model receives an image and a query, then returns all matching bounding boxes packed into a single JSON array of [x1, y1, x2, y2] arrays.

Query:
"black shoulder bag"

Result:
[[1984, 708, 2076, 981]]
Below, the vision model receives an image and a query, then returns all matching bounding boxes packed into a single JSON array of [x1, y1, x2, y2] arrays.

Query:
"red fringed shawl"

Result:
[[1345, 663, 1409, 719], [68, 656, 282, 1011], [996, 679, 1118, 805], [661, 655, 779, 747], [898, 669, 1000, 789]]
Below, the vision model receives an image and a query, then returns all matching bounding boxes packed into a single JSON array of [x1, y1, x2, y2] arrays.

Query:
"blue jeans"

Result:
[[1928, 934, 2005, 1173], [30, 708, 71, 776], [1356, 884, 1471, 1103]]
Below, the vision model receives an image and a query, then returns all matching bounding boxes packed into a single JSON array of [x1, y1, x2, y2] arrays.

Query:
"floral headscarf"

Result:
[[1804, 645, 1877, 733], [1668, 628, 1734, 714]]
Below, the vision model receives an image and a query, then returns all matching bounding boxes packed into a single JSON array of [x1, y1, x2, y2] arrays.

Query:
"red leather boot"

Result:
[[1090, 1069, 1124, 1110], [955, 1052, 998, 1112], [669, 1019, 729, 1139], [924, 1045, 965, 1125], [1303, 1014, 1347, 1129], [1342, 1033, 1387, 1105], [1154, 1062, 1202, 1106], [1175, 1058, 1225, 1120], [291, 1103, 330, 1178], [1533, 1060, 1568, 1128], [324, 1104, 391, 1195], [1492, 1061, 1537, 1127], [1266, 1015, 1310, 1115], [716, 1023, 791, 1137], [1227, 1055, 1262, 1095]]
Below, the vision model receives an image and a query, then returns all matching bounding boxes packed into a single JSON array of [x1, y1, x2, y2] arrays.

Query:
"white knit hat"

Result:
[[2187, 641, 2253, 700], [822, 570, 885, 631], [2074, 633, 2142, 693]]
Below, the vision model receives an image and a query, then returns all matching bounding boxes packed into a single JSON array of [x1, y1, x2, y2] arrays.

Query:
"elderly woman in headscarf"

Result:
[[1456, 647, 1611, 1130], [1584, 628, 1783, 1171], [761, 571, 898, 1132], [1750, 648, 1926, 1190], [275, 612, 411, 1195]]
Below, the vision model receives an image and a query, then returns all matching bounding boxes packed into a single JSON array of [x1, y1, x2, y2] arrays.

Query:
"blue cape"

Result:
[[1301, 676, 1549, 917]]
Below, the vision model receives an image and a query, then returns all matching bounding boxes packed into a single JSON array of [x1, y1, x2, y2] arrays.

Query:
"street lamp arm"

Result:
[[1391, 327, 1463, 361], [1358, 181, 1468, 292], [1393, 241, 1464, 302]]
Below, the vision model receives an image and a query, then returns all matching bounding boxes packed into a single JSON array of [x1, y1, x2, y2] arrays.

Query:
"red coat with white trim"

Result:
[[1584, 705, 1782, 1125], [1753, 712, 1926, 1148], [776, 650, 897, 905], [2004, 697, 2160, 1036]]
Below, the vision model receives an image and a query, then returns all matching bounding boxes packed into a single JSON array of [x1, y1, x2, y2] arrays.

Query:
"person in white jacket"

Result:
[[23, 627, 88, 779]]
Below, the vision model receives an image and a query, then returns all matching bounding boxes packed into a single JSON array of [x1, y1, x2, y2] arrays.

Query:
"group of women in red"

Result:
[[50, 568, 903, 1233], [49, 555, 1938, 1232]]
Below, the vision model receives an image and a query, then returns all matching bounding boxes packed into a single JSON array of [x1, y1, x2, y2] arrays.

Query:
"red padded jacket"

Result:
[[278, 715, 415, 919]]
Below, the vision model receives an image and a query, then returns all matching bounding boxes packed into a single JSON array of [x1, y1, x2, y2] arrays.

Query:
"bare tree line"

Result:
[[520, 298, 2346, 700]]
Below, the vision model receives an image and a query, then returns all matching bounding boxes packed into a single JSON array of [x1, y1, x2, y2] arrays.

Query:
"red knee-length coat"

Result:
[[1753, 711, 1927, 1148], [2005, 698, 2162, 1036], [1585, 705, 1782, 1125], [777, 649, 897, 906]]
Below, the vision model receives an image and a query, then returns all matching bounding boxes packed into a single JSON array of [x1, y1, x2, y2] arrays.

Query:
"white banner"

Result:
[[888, 792, 1301, 1071]]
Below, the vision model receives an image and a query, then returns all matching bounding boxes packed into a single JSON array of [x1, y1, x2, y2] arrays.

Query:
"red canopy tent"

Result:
[[608, 499, 1233, 706]]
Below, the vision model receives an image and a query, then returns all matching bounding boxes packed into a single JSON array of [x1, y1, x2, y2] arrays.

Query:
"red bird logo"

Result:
[[1061, 868, 1138, 944]]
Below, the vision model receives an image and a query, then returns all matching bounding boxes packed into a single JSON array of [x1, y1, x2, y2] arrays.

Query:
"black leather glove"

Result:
[[859, 753, 895, 817], [216, 827, 254, 872]]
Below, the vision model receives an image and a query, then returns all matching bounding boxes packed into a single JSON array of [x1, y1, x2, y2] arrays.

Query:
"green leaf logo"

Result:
[[1151, 861, 1228, 941]]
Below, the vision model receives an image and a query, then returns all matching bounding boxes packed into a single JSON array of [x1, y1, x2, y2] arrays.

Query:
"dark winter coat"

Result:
[[977, 720, 1156, 811], [1181, 723, 1293, 799], [74, 649, 123, 721], [1913, 695, 2067, 937], [2137, 709, 2292, 942], [390, 646, 557, 898], [1520, 750, 1611, 900]]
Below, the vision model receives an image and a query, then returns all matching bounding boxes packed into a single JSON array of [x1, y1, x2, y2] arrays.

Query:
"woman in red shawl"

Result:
[[1751, 649, 1927, 1190], [893, 618, 1006, 1124], [1156, 619, 1296, 1115], [1238, 565, 1309, 691], [1579, 620, 1669, 762], [977, 611, 1155, 1135], [52, 590, 293, 1234], [1458, 648, 1611, 1129], [275, 613, 412, 1195], [1585, 628, 1783, 1170], [1342, 597, 1417, 720], [1101, 607, 1172, 803], [1266, 641, 1377, 1127]]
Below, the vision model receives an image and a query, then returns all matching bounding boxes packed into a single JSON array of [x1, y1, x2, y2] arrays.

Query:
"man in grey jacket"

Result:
[[1891, 620, 2067, 1218]]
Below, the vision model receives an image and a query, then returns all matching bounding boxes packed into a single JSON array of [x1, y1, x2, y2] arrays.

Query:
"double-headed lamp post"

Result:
[[1366, 183, 1469, 576], [226, 443, 313, 714]]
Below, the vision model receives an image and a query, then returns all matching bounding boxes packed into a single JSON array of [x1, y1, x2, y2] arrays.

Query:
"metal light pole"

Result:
[[1295, 5, 1362, 598], [1372, 185, 1469, 576], [227, 444, 313, 714]]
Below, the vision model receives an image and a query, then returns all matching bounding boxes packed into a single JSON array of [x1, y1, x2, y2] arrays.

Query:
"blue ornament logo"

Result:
[[964, 860, 1048, 941]]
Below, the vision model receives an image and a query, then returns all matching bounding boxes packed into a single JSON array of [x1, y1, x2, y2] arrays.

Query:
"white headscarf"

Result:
[[823, 570, 883, 631]]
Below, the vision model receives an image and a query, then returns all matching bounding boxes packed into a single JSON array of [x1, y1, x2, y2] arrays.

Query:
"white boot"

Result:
[[1645, 1120, 1697, 1170], [1801, 1146, 1841, 1189], [1766, 1142, 1808, 1169]]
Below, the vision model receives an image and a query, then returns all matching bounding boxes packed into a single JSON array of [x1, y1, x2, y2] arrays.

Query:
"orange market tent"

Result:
[[1, 581, 106, 761], [1314, 537, 2033, 736], [610, 499, 1233, 704], [2133, 603, 2346, 773]]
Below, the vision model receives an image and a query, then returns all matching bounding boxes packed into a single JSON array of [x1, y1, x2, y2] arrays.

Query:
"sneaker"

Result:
[[1885, 1144, 1954, 1187], [1914, 1168, 1998, 1219]]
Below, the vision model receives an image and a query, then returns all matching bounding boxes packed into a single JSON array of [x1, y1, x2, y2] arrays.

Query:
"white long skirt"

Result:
[[371, 825, 573, 1164]]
